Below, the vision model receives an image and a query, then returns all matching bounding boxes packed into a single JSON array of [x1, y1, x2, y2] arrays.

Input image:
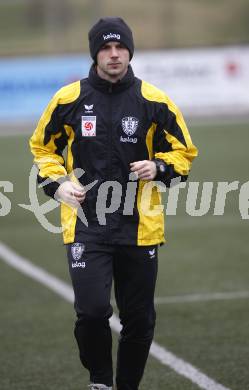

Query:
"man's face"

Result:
[[96, 41, 130, 82]]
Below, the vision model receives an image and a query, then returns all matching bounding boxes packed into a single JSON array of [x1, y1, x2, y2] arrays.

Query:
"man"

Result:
[[30, 17, 198, 390]]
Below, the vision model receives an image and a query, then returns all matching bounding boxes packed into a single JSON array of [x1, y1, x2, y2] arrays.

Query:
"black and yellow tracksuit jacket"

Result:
[[30, 65, 198, 246]]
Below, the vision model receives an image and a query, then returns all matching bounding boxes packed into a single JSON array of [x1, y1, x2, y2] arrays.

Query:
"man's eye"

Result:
[[101, 45, 109, 51]]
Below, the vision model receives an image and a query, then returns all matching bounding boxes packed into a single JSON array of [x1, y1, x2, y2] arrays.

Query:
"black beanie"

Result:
[[88, 17, 134, 61]]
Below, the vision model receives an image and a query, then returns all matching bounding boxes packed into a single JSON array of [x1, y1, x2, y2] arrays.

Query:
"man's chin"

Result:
[[106, 69, 123, 77]]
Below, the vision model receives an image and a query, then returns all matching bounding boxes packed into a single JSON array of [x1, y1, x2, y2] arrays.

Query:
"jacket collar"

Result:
[[88, 63, 135, 94]]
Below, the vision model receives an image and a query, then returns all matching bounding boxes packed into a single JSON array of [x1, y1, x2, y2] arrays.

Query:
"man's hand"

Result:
[[130, 160, 157, 181], [55, 181, 86, 207]]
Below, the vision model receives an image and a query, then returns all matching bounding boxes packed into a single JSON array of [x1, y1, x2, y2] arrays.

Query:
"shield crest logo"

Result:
[[122, 117, 139, 136], [71, 243, 84, 261]]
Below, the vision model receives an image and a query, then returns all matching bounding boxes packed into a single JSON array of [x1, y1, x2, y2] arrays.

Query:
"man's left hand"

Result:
[[130, 160, 157, 181]]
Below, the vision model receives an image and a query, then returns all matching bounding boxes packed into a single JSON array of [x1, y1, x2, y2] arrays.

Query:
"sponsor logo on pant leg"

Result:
[[149, 248, 156, 259], [72, 261, 86, 269], [71, 243, 86, 268]]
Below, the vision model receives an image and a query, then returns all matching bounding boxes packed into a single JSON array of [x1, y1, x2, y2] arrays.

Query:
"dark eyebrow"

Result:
[[116, 42, 126, 48], [100, 43, 112, 50], [100, 42, 126, 50]]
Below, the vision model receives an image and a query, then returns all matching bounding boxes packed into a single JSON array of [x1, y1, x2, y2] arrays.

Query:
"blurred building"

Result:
[[0, 0, 249, 56], [1, 0, 249, 124]]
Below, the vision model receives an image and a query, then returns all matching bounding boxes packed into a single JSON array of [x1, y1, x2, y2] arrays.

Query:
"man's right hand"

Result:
[[55, 181, 86, 207]]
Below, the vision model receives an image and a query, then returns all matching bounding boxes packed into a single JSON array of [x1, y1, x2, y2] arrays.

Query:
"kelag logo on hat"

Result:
[[103, 33, 121, 41]]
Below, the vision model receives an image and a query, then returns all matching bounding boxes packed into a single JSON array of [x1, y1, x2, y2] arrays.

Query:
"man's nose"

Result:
[[110, 47, 119, 57]]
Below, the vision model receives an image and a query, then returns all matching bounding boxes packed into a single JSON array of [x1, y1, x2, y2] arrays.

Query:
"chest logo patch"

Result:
[[81, 116, 96, 137], [84, 104, 94, 113], [121, 116, 139, 144], [122, 116, 139, 136]]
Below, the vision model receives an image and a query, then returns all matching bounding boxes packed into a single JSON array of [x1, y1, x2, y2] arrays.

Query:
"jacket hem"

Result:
[[63, 236, 166, 246]]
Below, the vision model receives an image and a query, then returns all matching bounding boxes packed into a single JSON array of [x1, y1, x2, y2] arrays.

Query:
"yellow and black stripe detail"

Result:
[[136, 122, 165, 246], [61, 125, 78, 244], [29, 81, 80, 181], [141, 80, 198, 176]]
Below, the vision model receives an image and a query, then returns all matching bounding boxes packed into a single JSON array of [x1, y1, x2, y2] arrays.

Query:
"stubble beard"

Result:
[[98, 62, 128, 83]]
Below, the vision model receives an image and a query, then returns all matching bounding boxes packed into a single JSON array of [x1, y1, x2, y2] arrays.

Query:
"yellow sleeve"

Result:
[[29, 81, 80, 196], [154, 100, 198, 177], [141, 80, 198, 181]]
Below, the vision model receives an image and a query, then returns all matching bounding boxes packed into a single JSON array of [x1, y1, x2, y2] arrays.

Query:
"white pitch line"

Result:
[[0, 241, 232, 390], [0, 242, 74, 303], [154, 291, 249, 304]]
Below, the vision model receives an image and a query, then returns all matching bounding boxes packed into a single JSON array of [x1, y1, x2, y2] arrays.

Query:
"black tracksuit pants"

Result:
[[66, 242, 158, 390]]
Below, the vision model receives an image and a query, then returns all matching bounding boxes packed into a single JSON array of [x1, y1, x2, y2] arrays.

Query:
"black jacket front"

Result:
[[30, 64, 198, 245]]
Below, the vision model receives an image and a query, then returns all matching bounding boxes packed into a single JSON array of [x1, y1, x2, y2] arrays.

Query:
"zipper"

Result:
[[106, 83, 113, 242], [108, 83, 113, 94], [108, 82, 113, 181]]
